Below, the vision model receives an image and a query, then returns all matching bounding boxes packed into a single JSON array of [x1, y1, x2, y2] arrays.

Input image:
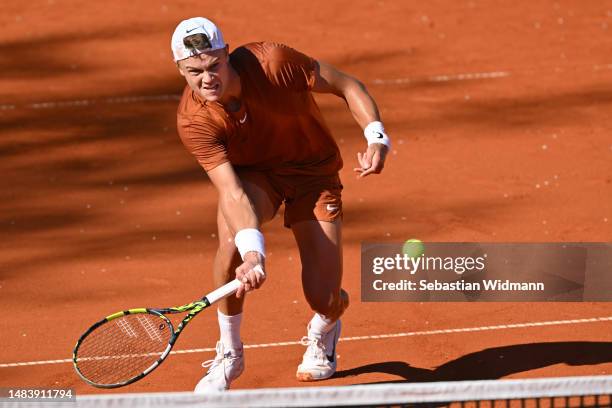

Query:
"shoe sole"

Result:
[[296, 371, 334, 382]]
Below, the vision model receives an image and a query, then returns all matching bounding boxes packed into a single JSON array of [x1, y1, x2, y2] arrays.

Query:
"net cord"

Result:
[[68, 375, 612, 408]]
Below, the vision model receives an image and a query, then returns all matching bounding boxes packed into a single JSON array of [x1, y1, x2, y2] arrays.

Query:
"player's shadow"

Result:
[[334, 341, 612, 383]]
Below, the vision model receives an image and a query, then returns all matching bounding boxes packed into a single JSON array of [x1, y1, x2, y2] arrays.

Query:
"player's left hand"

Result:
[[354, 143, 388, 178]]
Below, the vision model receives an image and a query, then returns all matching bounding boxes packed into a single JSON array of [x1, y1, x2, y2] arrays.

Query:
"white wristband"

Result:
[[234, 228, 265, 260], [364, 121, 391, 148]]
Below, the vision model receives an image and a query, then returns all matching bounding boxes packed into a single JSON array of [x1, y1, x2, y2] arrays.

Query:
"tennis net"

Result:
[[4, 375, 611, 408]]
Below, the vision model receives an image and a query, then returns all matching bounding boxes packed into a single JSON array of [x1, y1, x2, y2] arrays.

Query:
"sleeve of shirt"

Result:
[[263, 43, 317, 92], [177, 115, 229, 172]]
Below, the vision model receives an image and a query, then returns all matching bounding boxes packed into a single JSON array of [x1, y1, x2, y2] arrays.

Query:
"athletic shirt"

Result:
[[176, 42, 342, 176]]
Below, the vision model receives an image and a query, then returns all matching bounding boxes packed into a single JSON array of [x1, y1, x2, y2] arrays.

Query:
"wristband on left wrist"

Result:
[[363, 121, 391, 148]]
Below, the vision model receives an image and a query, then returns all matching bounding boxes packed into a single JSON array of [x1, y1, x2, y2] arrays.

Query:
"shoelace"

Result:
[[201, 342, 228, 374], [201, 354, 225, 373], [300, 336, 327, 360], [201, 343, 242, 374]]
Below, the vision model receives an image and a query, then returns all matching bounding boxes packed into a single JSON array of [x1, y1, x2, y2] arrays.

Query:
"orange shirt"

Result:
[[176, 42, 342, 176]]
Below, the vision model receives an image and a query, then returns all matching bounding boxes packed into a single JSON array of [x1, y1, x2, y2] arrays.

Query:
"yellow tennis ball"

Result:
[[402, 239, 424, 258]]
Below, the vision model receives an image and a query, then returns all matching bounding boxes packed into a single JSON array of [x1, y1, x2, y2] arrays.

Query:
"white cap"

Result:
[[171, 17, 226, 61]]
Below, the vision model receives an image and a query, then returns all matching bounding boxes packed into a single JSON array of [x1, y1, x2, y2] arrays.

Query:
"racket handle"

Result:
[[204, 265, 265, 305], [205, 279, 242, 305]]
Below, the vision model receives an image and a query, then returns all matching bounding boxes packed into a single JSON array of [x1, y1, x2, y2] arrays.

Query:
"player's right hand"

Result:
[[235, 251, 266, 298]]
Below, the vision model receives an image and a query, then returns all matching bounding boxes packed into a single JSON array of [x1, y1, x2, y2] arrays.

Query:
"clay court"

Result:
[[1, 0, 611, 395]]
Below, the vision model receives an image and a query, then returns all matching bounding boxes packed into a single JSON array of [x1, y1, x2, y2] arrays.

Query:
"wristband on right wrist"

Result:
[[234, 228, 265, 260], [364, 121, 391, 148]]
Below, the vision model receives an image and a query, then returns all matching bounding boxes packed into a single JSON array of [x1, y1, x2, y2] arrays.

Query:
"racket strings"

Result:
[[76, 313, 172, 385]]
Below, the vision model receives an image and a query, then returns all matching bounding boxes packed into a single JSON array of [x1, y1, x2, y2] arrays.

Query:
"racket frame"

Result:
[[73, 278, 242, 388]]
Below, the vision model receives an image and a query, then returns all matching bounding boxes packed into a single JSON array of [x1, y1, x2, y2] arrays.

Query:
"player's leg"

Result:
[[283, 173, 348, 381], [195, 173, 280, 393], [293, 219, 345, 319], [292, 219, 348, 381]]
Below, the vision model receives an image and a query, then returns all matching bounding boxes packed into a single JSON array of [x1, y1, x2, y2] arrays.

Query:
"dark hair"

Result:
[[183, 33, 212, 53]]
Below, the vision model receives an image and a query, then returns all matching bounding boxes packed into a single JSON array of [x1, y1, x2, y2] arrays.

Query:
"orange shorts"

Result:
[[237, 171, 343, 228]]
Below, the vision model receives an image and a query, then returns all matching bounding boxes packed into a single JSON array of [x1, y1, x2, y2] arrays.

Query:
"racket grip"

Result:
[[205, 265, 265, 305], [205, 279, 242, 305]]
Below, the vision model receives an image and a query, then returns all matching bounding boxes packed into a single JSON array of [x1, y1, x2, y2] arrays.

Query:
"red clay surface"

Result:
[[1, 0, 611, 396]]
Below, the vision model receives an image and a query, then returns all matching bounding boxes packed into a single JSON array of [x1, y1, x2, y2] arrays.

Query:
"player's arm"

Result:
[[207, 162, 266, 297], [312, 61, 390, 178]]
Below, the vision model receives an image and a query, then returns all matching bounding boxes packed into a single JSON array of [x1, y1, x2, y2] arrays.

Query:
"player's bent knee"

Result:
[[306, 289, 349, 321]]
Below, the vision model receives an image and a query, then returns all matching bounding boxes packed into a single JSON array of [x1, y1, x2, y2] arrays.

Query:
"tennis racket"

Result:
[[73, 269, 259, 388]]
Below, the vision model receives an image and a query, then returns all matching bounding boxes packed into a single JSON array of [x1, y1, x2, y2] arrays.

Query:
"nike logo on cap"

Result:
[[186, 27, 200, 33]]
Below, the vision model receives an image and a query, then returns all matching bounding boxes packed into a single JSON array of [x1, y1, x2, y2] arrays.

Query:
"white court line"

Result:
[[594, 64, 612, 70], [1, 316, 610, 368], [0, 94, 180, 111], [372, 63, 612, 85], [0, 70, 509, 111], [373, 71, 510, 85], [3, 64, 612, 111]]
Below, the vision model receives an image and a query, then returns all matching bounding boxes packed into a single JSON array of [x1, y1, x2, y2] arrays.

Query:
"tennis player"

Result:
[[171, 17, 390, 392]]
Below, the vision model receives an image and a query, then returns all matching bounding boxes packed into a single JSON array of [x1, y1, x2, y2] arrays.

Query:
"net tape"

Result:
[[3, 375, 610, 408]]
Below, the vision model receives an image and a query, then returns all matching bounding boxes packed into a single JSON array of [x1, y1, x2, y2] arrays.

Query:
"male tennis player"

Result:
[[171, 17, 390, 392]]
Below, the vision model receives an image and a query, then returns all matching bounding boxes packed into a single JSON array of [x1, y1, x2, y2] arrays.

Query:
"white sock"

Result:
[[217, 309, 243, 353], [308, 313, 336, 338]]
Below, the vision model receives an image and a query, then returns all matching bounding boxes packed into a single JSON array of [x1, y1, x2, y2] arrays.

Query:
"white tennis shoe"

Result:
[[296, 320, 341, 381], [194, 341, 244, 393]]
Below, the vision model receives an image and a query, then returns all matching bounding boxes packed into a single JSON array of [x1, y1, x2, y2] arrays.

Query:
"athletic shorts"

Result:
[[236, 171, 343, 228]]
